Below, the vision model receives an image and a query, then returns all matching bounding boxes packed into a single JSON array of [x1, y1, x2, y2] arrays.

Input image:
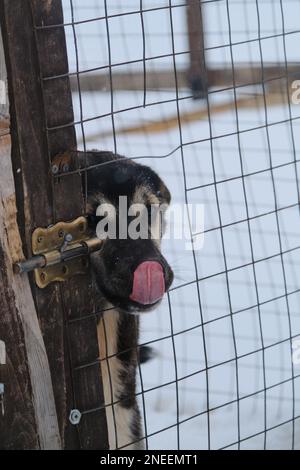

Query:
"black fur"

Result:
[[139, 346, 155, 364], [77, 150, 173, 315], [76, 150, 172, 448]]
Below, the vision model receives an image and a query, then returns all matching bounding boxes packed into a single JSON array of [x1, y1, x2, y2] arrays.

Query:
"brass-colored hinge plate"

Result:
[[32, 216, 89, 289]]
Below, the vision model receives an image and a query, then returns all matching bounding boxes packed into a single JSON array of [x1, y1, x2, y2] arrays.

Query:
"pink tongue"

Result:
[[130, 261, 165, 305]]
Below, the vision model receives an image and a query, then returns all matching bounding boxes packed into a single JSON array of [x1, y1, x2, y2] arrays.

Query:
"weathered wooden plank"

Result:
[[0, 22, 60, 451], [0, 0, 108, 449], [0, 130, 61, 450], [0, 133, 39, 450]]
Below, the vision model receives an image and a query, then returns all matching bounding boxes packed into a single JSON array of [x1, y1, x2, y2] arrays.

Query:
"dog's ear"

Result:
[[158, 182, 171, 206], [138, 163, 171, 207]]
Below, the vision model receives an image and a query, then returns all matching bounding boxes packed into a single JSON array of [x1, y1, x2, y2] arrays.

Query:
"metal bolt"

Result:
[[51, 164, 59, 175], [60, 233, 73, 253], [69, 409, 81, 425], [65, 233, 73, 243]]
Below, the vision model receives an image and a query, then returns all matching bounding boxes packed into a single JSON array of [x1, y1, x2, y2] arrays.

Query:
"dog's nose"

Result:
[[130, 261, 165, 305]]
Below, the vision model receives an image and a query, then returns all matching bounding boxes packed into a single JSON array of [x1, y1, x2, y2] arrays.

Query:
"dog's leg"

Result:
[[98, 307, 144, 450]]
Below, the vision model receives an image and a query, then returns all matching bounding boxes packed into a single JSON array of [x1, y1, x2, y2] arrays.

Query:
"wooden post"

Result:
[[0, 0, 108, 449], [0, 28, 61, 450], [186, 0, 208, 99]]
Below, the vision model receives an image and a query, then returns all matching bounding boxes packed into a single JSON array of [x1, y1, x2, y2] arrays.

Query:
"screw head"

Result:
[[65, 233, 73, 243], [69, 409, 81, 425], [51, 164, 59, 175]]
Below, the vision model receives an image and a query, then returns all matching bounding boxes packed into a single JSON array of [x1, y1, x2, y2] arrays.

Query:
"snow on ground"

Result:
[[71, 89, 300, 449], [62, 0, 300, 71], [62, 1, 300, 449]]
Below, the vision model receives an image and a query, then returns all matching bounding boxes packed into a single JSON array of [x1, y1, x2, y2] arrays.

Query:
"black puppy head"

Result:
[[86, 157, 173, 314]]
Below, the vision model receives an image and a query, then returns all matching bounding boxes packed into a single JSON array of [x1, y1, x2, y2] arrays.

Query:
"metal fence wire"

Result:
[[36, 0, 300, 450]]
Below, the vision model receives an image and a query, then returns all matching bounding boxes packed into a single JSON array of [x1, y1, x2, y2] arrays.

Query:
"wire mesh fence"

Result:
[[34, 0, 300, 449]]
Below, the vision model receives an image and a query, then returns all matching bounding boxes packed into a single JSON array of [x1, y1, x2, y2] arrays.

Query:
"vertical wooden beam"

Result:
[[0, 30, 60, 450], [0, 0, 108, 449], [0, 134, 62, 450], [186, 0, 208, 99]]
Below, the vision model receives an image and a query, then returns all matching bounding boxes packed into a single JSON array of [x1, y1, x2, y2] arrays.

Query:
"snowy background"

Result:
[[62, 0, 300, 449]]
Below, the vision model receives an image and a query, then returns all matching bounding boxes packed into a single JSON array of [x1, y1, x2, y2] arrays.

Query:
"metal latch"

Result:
[[14, 216, 102, 288]]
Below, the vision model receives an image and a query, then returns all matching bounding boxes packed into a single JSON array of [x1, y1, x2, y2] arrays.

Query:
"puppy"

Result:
[[76, 150, 173, 449]]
